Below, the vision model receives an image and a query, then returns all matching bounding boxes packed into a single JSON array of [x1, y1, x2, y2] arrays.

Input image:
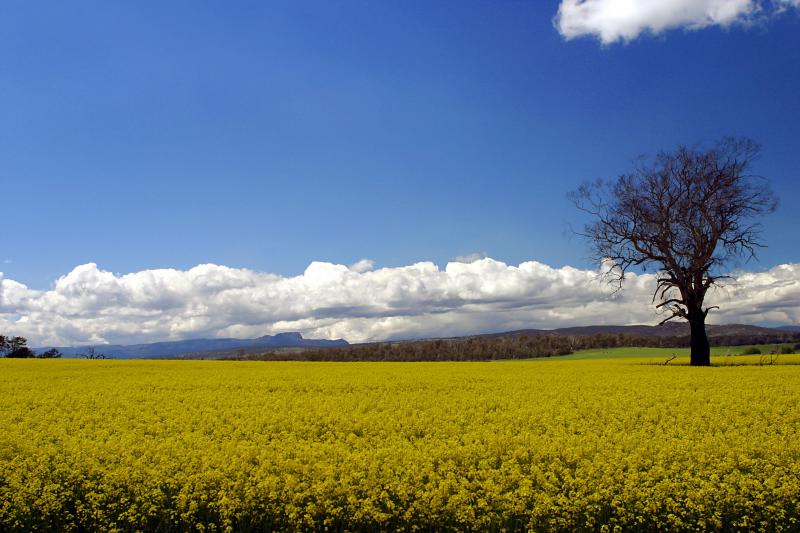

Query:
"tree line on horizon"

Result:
[[0, 334, 118, 359], [3, 330, 799, 361], [229, 331, 800, 362]]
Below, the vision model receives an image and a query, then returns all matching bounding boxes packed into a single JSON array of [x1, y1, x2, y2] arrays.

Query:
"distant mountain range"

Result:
[[35, 332, 348, 359], [479, 323, 799, 339], [34, 323, 799, 360]]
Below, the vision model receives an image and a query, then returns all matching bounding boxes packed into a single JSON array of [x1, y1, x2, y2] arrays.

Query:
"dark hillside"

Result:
[[235, 329, 800, 362]]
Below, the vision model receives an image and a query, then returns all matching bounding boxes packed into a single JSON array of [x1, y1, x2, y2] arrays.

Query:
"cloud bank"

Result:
[[554, 0, 798, 44], [1, 258, 798, 347]]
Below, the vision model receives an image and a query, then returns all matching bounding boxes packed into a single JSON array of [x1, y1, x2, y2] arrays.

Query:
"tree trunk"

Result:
[[688, 311, 711, 366]]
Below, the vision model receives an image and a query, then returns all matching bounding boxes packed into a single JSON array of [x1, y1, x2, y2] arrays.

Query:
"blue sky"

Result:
[[2, 0, 798, 289], [1, 1, 800, 345]]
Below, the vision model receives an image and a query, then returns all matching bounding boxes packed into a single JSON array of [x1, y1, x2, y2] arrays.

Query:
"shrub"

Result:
[[741, 346, 762, 355], [38, 348, 63, 359]]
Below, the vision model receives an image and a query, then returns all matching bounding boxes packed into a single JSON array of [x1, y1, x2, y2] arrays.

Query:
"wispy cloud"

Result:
[[554, 0, 797, 44], [1, 258, 798, 346], [452, 252, 486, 264]]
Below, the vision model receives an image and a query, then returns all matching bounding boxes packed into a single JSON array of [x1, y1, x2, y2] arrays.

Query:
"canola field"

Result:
[[2, 356, 800, 531]]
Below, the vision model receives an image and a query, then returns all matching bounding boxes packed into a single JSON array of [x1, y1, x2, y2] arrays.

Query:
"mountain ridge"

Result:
[[475, 323, 795, 339], [35, 332, 348, 359], [34, 323, 798, 359]]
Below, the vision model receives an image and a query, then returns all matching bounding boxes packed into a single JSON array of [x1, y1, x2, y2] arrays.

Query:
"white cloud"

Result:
[[554, 0, 797, 44], [0, 258, 798, 346], [348, 258, 375, 273]]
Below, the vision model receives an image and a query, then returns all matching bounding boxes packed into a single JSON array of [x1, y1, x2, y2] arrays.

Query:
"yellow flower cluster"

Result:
[[1, 358, 799, 531]]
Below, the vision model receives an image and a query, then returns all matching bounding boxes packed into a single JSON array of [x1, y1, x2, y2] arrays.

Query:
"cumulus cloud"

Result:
[[0, 258, 798, 346], [554, 0, 797, 44], [348, 259, 375, 273]]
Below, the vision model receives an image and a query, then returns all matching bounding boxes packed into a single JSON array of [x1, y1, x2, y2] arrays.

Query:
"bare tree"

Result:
[[570, 138, 777, 366], [81, 347, 107, 360]]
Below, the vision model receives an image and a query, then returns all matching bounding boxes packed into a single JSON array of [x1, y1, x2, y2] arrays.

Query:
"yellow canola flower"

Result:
[[0, 357, 799, 531]]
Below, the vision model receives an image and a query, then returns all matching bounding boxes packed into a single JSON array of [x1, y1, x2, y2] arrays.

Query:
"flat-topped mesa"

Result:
[[268, 332, 305, 342]]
